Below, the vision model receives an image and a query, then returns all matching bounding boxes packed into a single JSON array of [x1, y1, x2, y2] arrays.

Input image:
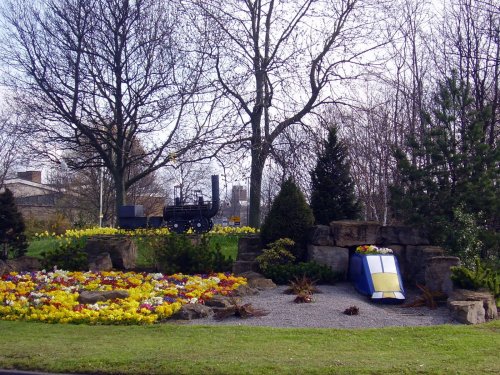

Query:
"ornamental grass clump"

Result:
[[214, 297, 269, 320], [284, 276, 320, 304], [343, 306, 360, 315]]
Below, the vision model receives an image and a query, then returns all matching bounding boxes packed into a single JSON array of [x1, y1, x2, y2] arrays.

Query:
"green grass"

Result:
[[26, 234, 240, 268], [0, 320, 498, 374], [26, 238, 60, 258]]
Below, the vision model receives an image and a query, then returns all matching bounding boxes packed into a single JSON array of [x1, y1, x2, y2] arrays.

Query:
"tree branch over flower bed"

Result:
[[0, 270, 246, 324]]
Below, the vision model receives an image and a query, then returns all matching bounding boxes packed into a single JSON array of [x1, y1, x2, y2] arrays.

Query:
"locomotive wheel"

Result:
[[167, 220, 190, 234], [191, 217, 210, 234]]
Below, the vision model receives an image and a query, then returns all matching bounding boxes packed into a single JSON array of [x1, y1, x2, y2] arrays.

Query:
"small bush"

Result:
[[0, 188, 28, 259], [260, 179, 314, 261], [256, 238, 296, 272], [153, 234, 233, 274], [261, 262, 341, 285], [284, 275, 321, 296], [41, 239, 88, 271], [451, 259, 500, 304]]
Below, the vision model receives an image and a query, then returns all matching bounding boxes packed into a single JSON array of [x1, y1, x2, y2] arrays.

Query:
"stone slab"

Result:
[[330, 221, 381, 247], [307, 245, 349, 278], [308, 225, 334, 246]]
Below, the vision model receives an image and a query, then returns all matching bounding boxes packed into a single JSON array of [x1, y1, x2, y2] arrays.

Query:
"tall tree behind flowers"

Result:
[[310, 125, 360, 225], [391, 74, 499, 266]]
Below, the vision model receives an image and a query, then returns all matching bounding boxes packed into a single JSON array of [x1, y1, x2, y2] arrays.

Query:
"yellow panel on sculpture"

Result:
[[371, 273, 401, 292]]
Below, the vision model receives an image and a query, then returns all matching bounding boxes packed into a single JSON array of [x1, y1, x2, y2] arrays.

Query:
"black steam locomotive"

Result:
[[118, 175, 220, 234]]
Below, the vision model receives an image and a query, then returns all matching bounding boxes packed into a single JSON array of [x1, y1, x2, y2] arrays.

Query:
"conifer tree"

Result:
[[260, 178, 314, 261], [0, 188, 28, 260], [310, 125, 360, 225], [391, 74, 499, 265]]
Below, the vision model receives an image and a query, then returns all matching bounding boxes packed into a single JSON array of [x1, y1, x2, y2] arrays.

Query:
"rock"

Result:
[[405, 246, 445, 285], [377, 226, 429, 246], [204, 295, 237, 308], [448, 300, 486, 324], [247, 277, 276, 290], [425, 256, 460, 295], [237, 252, 261, 261], [78, 290, 130, 304], [88, 252, 113, 272], [238, 236, 262, 255], [448, 289, 497, 321], [173, 303, 213, 320], [330, 221, 380, 247], [0, 259, 7, 275], [232, 260, 259, 274], [84, 236, 137, 270], [307, 245, 349, 279], [238, 271, 266, 280], [232, 284, 259, 296], [308, 225, 334, 246], [3, 256, 41, 273]]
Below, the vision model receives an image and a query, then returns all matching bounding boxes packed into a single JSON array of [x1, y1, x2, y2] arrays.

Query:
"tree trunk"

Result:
[[114, 173, 126, 225], [248, 153, 265, 228]]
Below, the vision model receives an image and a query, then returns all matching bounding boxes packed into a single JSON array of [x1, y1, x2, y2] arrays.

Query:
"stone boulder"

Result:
[[84, 236, 137, 270], [78, 290, 129, 304], [0, 256, 41, 274], [405, 246, 445, 284], [330, 221, 380, 247], [88, 252, 113, 272], [236, 271, 276, 290], [307, 245, 348, 279], [448, 300, 486, 324], [308, 225, 334, 246], [425, 256, 460, 295], [232, 236, 262, 275], [204, 295, 237, 309], [173, 303, 213, 320], [232, 284, 259, 296], [0, 259, 7, 275], [377, 226, 429, 246], [448, 289, 497, 324]]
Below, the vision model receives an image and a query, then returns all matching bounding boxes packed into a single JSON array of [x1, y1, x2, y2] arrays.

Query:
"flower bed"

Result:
[[355, 245, 393, 255], [34, 225, 258, 240], [0, 270, 245, 325]]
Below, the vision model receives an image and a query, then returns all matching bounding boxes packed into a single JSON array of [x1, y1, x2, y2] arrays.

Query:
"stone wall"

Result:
[[308, 220, 448, 285]]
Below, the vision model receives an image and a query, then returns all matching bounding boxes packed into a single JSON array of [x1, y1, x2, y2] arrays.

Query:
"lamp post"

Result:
[[99, 165, 103, 227]]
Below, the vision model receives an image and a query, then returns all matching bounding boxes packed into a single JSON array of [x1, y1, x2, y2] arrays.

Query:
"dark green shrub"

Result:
[[0, 188, 28, 260], [153, 234, 232, 274], [451, 259, 500, 305], [260, 179, 314, 261], [41, 239, 88, 271], [310, 124, 361, 224], [261, 262, 341, 285], [256, 238, 296, 272]]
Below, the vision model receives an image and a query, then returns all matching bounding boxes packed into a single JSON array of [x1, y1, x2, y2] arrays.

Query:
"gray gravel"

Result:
[[181, 282, 457, 329]]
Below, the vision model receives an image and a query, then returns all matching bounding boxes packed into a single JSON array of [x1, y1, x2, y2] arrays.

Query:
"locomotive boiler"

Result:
[[118, 175, 220, 234]]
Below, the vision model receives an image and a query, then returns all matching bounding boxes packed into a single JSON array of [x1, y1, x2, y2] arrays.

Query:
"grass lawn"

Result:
[[0, 320, 498, 375], [26, 234, 240, 268]]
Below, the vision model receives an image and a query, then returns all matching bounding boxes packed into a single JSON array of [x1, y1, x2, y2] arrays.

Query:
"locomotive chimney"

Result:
[[207, 174, 220, 216]]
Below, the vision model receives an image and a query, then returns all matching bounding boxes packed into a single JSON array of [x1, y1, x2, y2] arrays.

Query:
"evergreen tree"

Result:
[[310, 125, 360, 225], [260, 178, 315, 261], [391, 74, 499, 266], [0, 188, 28, 260]]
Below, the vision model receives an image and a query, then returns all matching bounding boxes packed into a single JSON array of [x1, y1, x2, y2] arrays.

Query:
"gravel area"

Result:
[[181, 282, 457, 329]]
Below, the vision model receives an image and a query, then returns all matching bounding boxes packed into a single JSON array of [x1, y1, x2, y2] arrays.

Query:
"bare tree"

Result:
[[432, 0, 499, 147], [192, 0, 391, 226], [0, 112, 19, 188], [1, 0, 222, 216]]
